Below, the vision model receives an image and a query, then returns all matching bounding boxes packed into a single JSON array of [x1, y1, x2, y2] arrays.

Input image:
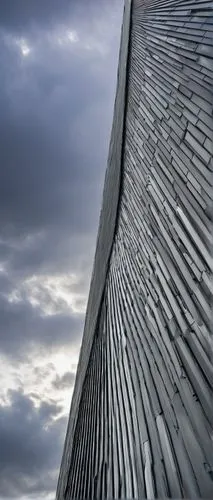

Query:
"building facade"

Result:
[[56, 1, 213, 498]]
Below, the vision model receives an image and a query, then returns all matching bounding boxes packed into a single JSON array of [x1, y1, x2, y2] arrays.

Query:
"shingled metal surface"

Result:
[[56, 2, 132, 498], [56, 0, 213, 499]]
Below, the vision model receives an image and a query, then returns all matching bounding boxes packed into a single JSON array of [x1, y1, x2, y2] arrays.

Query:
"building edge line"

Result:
[[55, 1, 132, 498]]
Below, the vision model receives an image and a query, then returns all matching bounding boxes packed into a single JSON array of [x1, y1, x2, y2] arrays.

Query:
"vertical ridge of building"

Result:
[[56, 2, 132, 498], [56, 1, 213, 499]]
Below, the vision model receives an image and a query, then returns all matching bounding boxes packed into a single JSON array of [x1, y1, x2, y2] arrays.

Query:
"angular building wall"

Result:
[[56, 1, 213, 498]]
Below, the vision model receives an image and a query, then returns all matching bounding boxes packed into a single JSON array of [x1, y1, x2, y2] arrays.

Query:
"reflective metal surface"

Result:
[[56, 1, 213, 498]]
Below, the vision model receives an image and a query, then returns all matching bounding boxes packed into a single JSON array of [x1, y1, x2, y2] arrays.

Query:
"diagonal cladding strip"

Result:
[[57, 0, 213, 498], [55, 1, 132, 498]]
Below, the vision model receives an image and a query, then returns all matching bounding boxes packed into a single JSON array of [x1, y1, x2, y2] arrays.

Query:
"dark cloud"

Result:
[[0, 1, 121, 280], [52, 371, 76, 390], [5, 229, 95, 278], [0, 0, 71, 30], [0, 30, 108, 238], [0, 389, 67, 498], [0, 0, 122, 359], [0, 0, 123, 498], [0, 0, 109, 31], [0, 290, 84, 358]]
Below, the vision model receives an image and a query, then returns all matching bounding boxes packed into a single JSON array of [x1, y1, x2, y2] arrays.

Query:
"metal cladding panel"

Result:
[[56, 1, 132, 498], [56, 0, 213, 499]]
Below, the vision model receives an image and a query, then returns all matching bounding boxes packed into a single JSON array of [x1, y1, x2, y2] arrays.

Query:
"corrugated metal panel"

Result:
[[56, 1, 213, 498]]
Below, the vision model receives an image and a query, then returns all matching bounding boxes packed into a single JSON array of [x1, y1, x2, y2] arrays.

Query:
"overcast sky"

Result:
[[0, 1, 123, 498]]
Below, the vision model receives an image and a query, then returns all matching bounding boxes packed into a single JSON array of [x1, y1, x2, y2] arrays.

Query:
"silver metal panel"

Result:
[[56, 1, 213, 498]]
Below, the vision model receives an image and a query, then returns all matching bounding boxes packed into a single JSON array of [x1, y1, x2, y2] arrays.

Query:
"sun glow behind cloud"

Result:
[[67, 30, 79, 43], [57, 28, 79, 46], [3, 16, 118, 64], [16, 37, 31, 56]]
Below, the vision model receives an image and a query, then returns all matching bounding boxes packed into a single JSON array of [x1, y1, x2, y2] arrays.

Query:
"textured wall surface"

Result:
[[56, 1, 213, 499], [56, 1, 132, 498]]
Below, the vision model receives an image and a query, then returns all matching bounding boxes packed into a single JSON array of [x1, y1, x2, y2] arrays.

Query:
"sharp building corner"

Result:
[[56, 1, 213, 498]]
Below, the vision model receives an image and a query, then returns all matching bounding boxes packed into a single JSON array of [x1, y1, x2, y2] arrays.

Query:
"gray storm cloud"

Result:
[[0, 0, 123, 498]]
